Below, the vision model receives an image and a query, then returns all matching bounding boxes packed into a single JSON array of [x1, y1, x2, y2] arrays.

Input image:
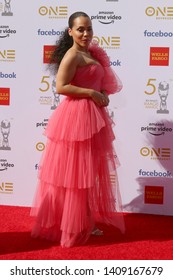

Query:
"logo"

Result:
[[0, 71, 16, 78], [91, 11, 121, 24], [144, 30, 173, 37], [0, 158, 14, 171], [38, 6, 68, 19], [39, 96, 52, 106], [110, 59, 121, 67], [0, 88, 10, 105], [141, 122, 172, 136], [0, 0, 13, 16], [37, 29, 64, 36], [139, 169, 172, 178], [36, 142, 45, 151], [144, 99, 158, 110], [35, 164, 40, 170], [150, 47, 169, 66], [0, 49, 15, 62], [36, 118, 48, 129], [93, 35, 120, 49], [0, 25, 16, 38], [39, 76, 52, 106], [39, 76, 62, 109], [0, 181, 13, 194], [145, 6, 173, 19], [144, 186, 164, 204], [43, 45, 56, 64], [140, 146, 171, 160], [0, 120, 11, 150], [144, 78, 170, 113]]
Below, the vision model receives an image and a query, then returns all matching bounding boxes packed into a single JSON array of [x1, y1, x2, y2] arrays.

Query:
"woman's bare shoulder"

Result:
[[62, 48, 81, 65]]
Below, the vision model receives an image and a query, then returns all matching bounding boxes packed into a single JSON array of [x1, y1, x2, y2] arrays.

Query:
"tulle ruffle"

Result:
[[45, 97, 114, 142], [89, 40, 123, 95], [37, 123, 119, 189], [31, 174, 125, 248]]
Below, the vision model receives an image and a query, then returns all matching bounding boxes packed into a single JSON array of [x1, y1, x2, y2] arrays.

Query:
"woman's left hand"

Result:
[[101, 91, 109, 107]]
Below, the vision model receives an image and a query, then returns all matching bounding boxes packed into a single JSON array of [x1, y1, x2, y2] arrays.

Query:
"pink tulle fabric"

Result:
[[30, 41, 125, 248]]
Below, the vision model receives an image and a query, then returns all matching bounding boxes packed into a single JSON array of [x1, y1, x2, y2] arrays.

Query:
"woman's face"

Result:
[[68, 16, 93, 49]]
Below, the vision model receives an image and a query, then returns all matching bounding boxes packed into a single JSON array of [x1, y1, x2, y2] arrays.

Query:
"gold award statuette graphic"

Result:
[[0, 120, 11, 150], [157, 81, 169, 114], [2, 0, 13, 16]]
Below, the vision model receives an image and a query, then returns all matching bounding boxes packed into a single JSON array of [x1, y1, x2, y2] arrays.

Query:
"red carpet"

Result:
[[0, 205, 173, 260]]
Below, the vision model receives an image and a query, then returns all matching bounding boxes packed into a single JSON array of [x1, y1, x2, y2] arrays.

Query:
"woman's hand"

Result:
[[90, 90, 109, 107]]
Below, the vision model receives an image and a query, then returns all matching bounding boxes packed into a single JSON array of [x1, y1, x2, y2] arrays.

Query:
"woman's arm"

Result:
[[56, 49, 109, 107], [56, 50, 93, 97]]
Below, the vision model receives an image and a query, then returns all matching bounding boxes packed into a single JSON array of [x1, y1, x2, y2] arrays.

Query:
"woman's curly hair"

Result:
[[48, 11, 89, 75]]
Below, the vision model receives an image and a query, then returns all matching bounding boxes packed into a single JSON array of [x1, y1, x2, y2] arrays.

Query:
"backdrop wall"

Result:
[[1, 0, 173, 215]]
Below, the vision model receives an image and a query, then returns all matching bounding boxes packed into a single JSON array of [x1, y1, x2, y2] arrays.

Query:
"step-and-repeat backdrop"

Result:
[[1, 0, 173, 215]]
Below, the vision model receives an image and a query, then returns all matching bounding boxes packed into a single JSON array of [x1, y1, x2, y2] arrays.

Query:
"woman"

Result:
[[31, 11, 125, 248]]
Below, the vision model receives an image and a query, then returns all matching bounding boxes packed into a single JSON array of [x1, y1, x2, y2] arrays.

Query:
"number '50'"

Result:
[[144, 79, 156, 95]]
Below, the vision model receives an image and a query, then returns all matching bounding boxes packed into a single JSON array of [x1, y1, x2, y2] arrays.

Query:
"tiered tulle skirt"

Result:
[[30, 97, 125, 247]]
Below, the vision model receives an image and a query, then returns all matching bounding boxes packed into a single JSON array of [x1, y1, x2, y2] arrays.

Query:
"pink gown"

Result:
[[30, 41, 125, 248]]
